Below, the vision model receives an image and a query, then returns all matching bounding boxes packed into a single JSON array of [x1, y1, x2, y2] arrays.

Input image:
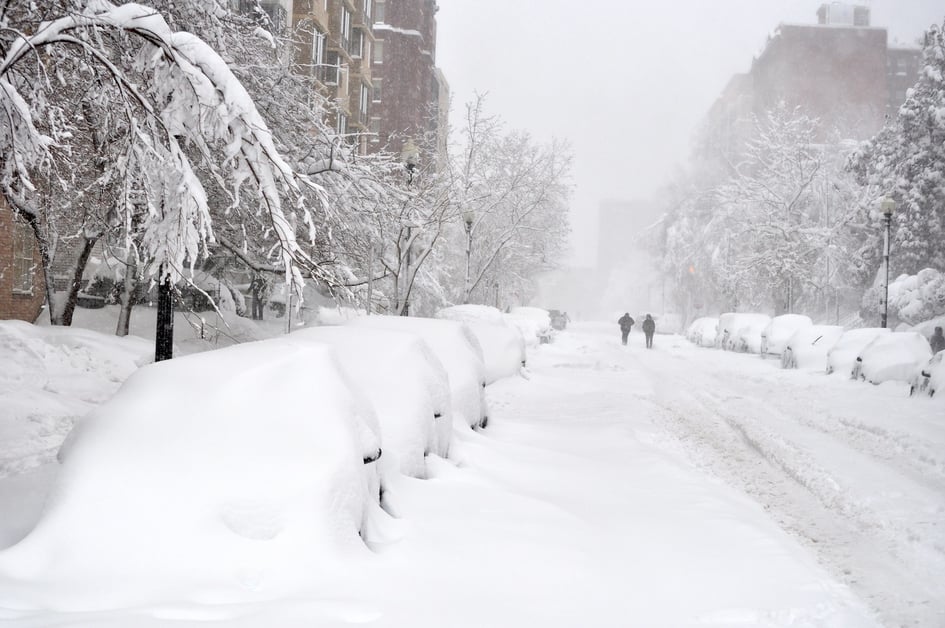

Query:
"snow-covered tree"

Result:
[[849, 20, 945, 276]]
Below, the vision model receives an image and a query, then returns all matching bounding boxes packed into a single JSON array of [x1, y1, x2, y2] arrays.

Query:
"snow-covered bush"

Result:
[[686, 317, 719, 347], [436, 305, 526, 383], [506, 307, 554, 346], [863, 269, 945, 326], [347, 316, 489, 429], [780, 325, 844, 370], [291, 326, 452, 477], [826, 328, 891, 375], [851, 332, 932, 384], [0, 339, 383, 608], [761, 314, 812, 357]]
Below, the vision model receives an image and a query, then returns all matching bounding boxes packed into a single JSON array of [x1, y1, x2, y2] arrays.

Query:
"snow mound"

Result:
[[781, 325, 845, 370], [827, 328, 891, 376], [686, 317, 719, 347], [435, 304, 507, 326], [910, 352, 944, 399], [291, 326, 452, 477], [0, 339, 382, 609], [347, 316, 489, 429], [718, 313, 771, 353], [761, 314, 812, 357], [852, 332, 933, 385]]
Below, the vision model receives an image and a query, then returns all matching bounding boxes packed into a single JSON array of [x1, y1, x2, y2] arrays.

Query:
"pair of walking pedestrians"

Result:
[[617, 313, 656, 348]]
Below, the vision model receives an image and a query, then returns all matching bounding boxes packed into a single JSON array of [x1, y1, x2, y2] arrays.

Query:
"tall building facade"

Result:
[[699, 3, 921, 164], [369, 0, 447, 159]]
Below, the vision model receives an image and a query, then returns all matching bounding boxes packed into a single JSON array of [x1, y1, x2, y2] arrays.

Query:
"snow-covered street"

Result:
[[3, 321, 942, 627]]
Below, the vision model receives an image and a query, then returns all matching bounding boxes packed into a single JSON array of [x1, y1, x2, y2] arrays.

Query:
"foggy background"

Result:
[[436, 1, 943, 286]]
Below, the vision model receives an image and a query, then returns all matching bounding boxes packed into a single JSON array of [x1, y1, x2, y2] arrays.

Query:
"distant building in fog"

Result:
[[596, 200, 660, 272], [698, 2, 921, 165]]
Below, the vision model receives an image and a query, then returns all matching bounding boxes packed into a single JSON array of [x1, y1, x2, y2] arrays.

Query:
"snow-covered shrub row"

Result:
[[436, 305, 527, 383], [863, 269, 945, 326], [761, 315, 812, 357]]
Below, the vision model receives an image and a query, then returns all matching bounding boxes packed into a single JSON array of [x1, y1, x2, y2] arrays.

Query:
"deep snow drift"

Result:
[[1, 319, 942, 626]]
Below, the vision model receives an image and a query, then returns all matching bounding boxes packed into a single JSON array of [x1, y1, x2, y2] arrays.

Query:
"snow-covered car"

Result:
[[291, 326, 452, 477], [686, 317, 719, 347], [780, 325, 844, 370], [826, 328, 891, 375], [910, 352, 944, 398], [348, 315, 489, 429], [851, 332, 933, 384], [722, 313, 772, 353], [6, 338, 382, 605], [436, 305, 527, 381], [760, 314, 812, 357], [505, 306, 555, 346]]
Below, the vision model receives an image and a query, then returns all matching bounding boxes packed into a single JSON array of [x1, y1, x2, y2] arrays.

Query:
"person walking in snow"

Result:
[[642, 314, 656, 349], [930, 326, 945, 354], [618, 312, 635, 346]]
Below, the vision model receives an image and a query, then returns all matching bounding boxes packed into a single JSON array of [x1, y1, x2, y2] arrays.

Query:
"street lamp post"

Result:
[[400, 140, 420, 315], [880, 197, 896, 329], [462, 209, 475, 303]]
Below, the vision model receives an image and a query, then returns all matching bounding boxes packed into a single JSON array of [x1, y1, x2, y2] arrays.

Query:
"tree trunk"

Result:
[[115, 249, 138, 337], [57, 236, 98, 326]]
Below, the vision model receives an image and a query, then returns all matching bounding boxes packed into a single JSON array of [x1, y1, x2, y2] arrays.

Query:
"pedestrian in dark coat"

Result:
[[618, 312, 635, 346], [642, 314, 656, 349], [930, 326, 945, 354]]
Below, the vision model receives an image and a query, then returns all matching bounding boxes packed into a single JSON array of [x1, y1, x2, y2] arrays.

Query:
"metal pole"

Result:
[[155, 265, 174, 362], [402, 225, 411, 316], [881, 213, 891, 328], [464, 223, 472, 304], [366, 243, 374, 315]]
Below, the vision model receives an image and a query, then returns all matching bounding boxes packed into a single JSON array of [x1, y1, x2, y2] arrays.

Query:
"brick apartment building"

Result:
[[698, 2, 921, 165], [370, 0, 448, 159], [0, 202, 45, 322]]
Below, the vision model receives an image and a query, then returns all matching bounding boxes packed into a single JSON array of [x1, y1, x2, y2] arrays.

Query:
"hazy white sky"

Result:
[[435, 0, 944, 267]]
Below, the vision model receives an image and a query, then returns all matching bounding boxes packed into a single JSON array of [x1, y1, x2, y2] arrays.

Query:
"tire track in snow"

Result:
[[628, 348, 944, 628]]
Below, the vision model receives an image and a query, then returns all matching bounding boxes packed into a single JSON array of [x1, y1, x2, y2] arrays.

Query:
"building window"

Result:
[[360, 83, 370, 123], [350, 27, 364, 58], [374, 1, 385, 23], [373, 39, 384, 64], [372, 78, 382, 102], [369, 117, 381, 140], [319, 50, 340, 84], [341, 7, 352, 50], [12, 218, 34, 294], [311, 30, 325, 66], [363, 0, 372, 21], [337, 113, 348, 137]]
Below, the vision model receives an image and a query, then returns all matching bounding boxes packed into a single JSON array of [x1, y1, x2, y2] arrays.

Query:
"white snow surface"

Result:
[[780, 325, 845, 370], [1, 321, 943, 626], [505, 306, 553, 347], [826, 328, 891, 376], [853, 331, 933, 384], [290, 326, 452, 477], [346, 316, 488, 429], [761, 314, 812, 356]]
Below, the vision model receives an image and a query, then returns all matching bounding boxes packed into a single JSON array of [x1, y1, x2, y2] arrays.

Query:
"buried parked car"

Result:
[[506, 307, 555, 346], [826, 328, 891, 375], [761, 314, 812, 358], [435, 305, 526, 383], [347, 315, 489, 429], [851, 332, 933, 384], [0, 339, 383, 609], [686, 317, 720, 347], [780, 325, 845, 370], [292, 326, 452, 477], [910, 352, 945, 398], [726, 314, 772, 353]]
